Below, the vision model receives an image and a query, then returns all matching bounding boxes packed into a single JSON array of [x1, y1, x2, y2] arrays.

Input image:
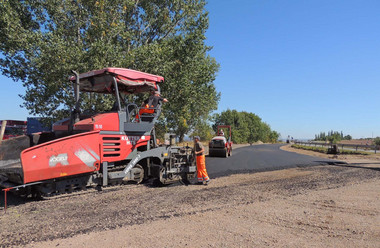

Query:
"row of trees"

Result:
[[314, 131, 352, 143], [193, 109, 280, 144], [0, 1, 280, 143]]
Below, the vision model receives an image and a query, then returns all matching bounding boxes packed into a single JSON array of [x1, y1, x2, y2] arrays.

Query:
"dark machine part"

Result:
[[209, 138, 228, 157], [105, 144, 195, 187], [209, 125, 232, 157], [327, 144, 340, 154], [158, 146, 195, 185]]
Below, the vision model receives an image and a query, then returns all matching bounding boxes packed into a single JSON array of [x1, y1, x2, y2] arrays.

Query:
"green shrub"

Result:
[[340, 150, 371, 155]]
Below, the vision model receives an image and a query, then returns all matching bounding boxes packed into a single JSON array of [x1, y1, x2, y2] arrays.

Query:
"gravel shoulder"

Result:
[[1, 144, 379, 248]]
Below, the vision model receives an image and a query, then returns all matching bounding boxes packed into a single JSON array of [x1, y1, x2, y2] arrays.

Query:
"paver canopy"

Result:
[[70, 68, 164, 94]]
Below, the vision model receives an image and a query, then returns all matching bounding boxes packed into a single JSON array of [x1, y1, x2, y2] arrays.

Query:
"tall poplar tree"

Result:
[[0, 0, 220, 141]]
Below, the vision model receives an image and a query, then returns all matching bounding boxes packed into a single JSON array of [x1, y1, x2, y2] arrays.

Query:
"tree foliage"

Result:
[[0, 0, 220, 140], [191, 118, 214, 142], [373, 137, 380, 147], [314, 130, 352, 143], [213, 109, 280, 144]]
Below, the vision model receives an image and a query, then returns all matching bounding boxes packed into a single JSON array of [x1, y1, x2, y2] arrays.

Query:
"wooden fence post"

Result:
[[0, 120, 7, 143]]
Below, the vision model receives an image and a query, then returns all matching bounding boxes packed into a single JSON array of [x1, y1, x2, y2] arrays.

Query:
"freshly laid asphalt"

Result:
[[206, 144, 346, 178]]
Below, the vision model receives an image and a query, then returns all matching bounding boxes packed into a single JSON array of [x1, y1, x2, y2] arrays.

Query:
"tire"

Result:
[[123, 164, 144, 184], [132, 164, 144, 184]]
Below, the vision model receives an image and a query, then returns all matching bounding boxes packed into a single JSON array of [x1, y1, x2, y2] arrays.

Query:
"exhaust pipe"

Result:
[[69, 70, 80, 134], [71, 70, 80, 123]]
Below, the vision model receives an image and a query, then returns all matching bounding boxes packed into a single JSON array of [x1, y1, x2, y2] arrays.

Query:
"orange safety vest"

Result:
[[136, 104, 155, 122], [139, 104, 155, 115]]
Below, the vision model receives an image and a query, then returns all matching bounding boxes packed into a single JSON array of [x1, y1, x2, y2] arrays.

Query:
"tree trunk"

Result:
[[178, 133, 185, 143]]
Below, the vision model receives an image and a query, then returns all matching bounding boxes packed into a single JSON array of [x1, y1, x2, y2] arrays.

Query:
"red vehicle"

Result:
[[208, 125, 232, 157], [0, 68, 195, 199], [0, 120, 27, 140]]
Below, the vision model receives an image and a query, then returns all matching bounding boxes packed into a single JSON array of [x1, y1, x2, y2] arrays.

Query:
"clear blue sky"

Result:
[[1, 0, 379, 140]]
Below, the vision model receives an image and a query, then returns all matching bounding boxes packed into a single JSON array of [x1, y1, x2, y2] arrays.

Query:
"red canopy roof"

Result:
[[70, 68, 164, 94]]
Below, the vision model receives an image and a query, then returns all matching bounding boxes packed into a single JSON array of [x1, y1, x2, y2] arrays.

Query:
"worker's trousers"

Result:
[[196, 155, 209, 182]]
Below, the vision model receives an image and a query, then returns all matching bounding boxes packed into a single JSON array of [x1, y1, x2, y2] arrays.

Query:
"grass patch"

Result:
[[291, 144, 371, 155], [292, 144, 327, 153]]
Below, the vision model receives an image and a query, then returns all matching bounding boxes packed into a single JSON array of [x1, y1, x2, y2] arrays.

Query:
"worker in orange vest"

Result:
[[194, 136, 210, 185], [139, 89, 168, 119]]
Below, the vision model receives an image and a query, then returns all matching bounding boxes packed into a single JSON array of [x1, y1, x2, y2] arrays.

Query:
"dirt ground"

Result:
[[1, 144, 379, 248], [339, 139, 374, 146]]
